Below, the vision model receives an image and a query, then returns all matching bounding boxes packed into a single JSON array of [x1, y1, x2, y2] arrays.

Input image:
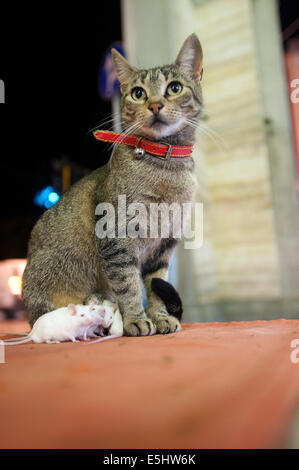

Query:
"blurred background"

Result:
[[0, 0, 298, 323]]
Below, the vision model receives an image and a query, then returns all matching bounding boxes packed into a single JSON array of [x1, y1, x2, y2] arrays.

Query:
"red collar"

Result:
[[93, 130, 193, 160]]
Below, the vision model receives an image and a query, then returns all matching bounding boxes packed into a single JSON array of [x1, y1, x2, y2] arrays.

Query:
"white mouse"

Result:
[[86, 299, 124, 344], [2, 302, 112, 345], [81, 301, 115, 340]]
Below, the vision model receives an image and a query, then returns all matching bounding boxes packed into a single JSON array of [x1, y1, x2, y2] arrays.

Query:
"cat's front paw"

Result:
[[151, 314, 181, 334], [123, 318, 156, 336]]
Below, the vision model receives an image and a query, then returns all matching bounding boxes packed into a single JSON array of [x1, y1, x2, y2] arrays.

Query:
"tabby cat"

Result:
[[22, 33, 203, 335]]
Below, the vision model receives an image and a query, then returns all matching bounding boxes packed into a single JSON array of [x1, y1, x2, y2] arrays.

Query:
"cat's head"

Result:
[[111, 33, 203, 142]]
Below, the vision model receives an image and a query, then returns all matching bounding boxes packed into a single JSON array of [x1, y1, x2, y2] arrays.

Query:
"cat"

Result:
[[22, 33, 203, 335], [96, 278, 183, 338]]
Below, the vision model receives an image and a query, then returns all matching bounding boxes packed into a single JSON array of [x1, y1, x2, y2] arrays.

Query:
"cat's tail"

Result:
[[151, 278, 183, 321]]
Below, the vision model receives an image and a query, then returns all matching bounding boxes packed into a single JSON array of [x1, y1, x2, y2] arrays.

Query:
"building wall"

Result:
[[121, 0, 299, 321]]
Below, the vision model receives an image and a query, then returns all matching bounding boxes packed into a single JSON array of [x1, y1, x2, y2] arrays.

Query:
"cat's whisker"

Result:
[[199, 121, 228, 148], [88, 112, 122, 134], [182, 117, 228, 156], [108, 124, 133, 151], [109, 122, 142, 157], [197, 123, 229, 155], [198, 127, 223, 151], [184, 116, 225, 145]]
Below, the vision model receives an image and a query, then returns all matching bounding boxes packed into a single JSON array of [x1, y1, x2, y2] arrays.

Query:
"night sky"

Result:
[[0, 1, 297, 260], [0, 3, 121, 258], [279, 0, 299, 34]]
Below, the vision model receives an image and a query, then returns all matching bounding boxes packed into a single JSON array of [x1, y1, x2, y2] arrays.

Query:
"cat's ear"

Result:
[[175, 33, 203, 82], [111, 48, 136, 93]]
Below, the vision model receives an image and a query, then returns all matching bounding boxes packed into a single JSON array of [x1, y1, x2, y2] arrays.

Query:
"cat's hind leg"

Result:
[[142, 238, 181, 334]]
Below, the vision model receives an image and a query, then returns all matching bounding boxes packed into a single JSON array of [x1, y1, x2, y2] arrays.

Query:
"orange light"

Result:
[[8, 275, 22, 296]]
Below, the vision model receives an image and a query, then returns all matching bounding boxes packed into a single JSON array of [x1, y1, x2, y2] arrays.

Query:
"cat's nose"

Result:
[[148, 102, 164, 115]]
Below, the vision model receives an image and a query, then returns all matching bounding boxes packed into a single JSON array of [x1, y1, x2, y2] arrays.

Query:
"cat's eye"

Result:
[[131, 87, 147, 101], [166, 81, 183, 96]]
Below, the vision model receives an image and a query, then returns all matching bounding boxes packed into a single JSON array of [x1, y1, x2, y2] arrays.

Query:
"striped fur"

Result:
[[22, 34, 203, 335]]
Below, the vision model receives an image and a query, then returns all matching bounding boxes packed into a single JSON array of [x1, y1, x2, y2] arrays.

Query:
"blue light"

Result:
[[48, 192, 59, 204], [34, 186, 60, 209], [44, 199, 53, 209]]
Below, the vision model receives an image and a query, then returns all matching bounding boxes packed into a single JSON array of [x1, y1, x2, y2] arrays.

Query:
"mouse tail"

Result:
[[2, 336, 32, 345], [151, 278, 183, 321], [0, 332, 30, 342], [87, 334, 122, 344]]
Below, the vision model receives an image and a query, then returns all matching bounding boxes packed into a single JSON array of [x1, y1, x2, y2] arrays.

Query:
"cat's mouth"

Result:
[[149, 116, 168, 129], [140, 116, 183, 139]]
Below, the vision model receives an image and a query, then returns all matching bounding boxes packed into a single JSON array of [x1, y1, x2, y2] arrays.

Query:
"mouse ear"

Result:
[[89, 299, 99, 306], [67, 304, 77, 315]]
